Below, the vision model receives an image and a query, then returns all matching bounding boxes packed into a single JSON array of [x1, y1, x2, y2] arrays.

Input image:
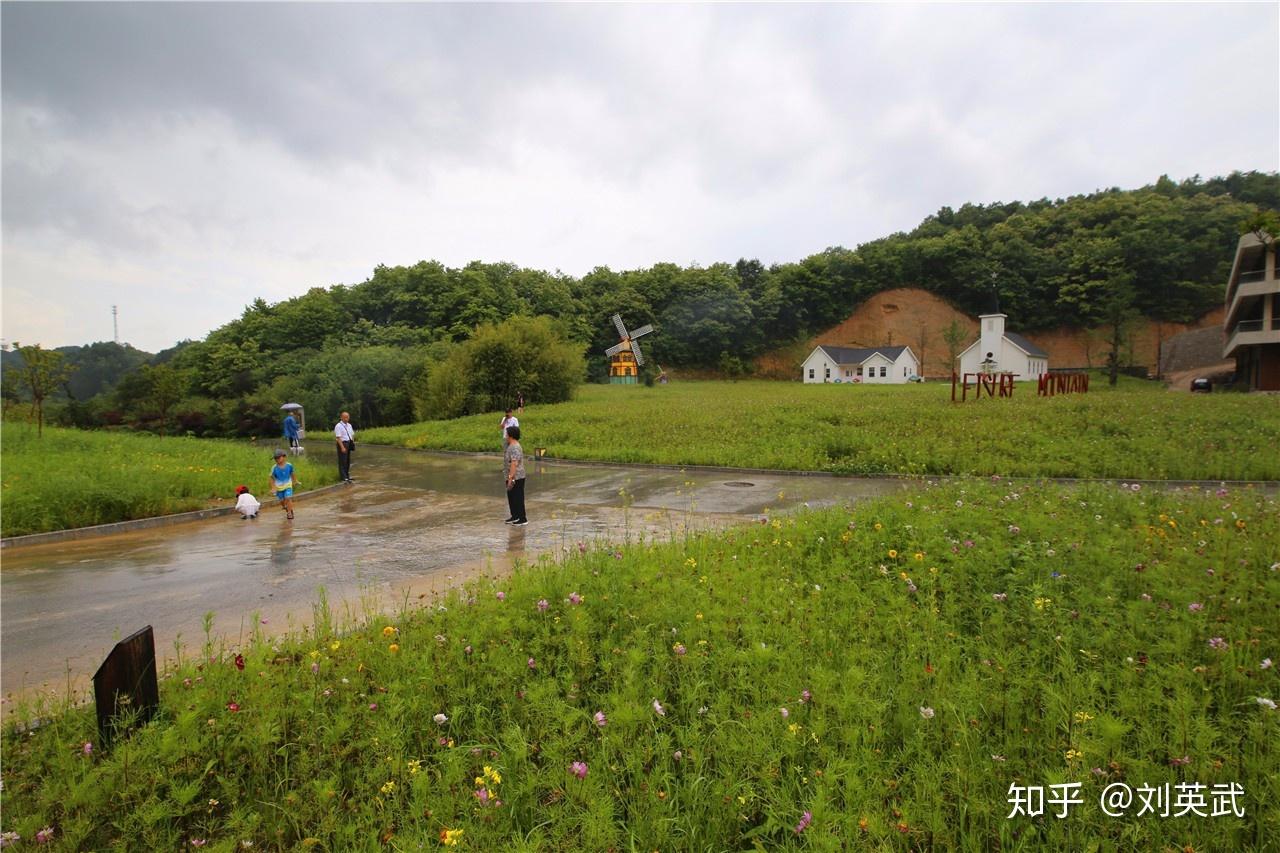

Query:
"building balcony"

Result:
[[1224, 321, 1280, 358]]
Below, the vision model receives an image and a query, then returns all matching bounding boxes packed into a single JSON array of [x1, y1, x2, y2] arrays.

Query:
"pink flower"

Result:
[[496, 591, 506, 601], [593, 711, 607, 728], [368, 702, 378, 711], [234, 653, 245, 671], [1208, 637, 1229, 651], [673, 643, 687, 656], [653, 699, 666, 717], [780, 707, 789, 719], [474, 788, 491, 805], [800, 689, 811, 703], [1188, 602, 1204, 612], [536, 599, 549, 612], [226, 701, 240, 713], [310, 662, 319, 674], [527, 657, 537, 670], [191, 841, 208, 848], [568, 592, 583, 605], [35, 827, 54, 844], [82, 741, 93, 755], [794, 811, 812, 835], [1008, 525, 1020, 534], [1170, 755, 1191, 767], [464, 645, 473, 656], [570, 761, 588, 780]]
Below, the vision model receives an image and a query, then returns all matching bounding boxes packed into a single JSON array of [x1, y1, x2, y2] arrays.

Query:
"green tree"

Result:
[[941, 320, 969, 377], [11, 342, 74, 436], [414, 316, 585, 420], [142, 364, 188, 433]]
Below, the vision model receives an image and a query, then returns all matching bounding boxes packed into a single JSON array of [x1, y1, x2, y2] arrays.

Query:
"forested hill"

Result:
[[20, 171, 1276, 436], [175, 170, 1276, 383]]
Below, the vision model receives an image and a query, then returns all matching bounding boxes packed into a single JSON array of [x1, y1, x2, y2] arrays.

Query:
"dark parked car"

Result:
[[1190, 377, 1212, 393]]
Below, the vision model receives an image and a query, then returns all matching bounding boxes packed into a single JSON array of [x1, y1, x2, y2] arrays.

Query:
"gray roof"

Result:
[[816, 345, 911, 364], [1003, 332, 1049, 358]]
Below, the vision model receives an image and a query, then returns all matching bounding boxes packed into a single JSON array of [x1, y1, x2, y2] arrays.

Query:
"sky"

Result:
[[2, 2, 1277, 354]]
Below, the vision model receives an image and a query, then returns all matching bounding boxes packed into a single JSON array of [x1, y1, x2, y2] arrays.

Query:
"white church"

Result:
[[957, 313, 1049, 379]]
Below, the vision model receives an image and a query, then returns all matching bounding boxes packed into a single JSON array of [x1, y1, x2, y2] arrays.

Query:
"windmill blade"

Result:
[[629, 324, 654, 339], [630, 340, 645, 366], [612, 314, 628, 339], [605, 342, 628, 357]]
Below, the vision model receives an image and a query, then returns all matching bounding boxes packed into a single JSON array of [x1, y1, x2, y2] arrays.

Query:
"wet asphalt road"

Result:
[[1, 446, 904, 699]]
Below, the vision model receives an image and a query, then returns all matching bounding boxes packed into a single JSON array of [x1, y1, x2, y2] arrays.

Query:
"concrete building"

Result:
[[1223, 232, 1280, 391], [801, 345, 920, 384], [957, 314, 1048, 379]]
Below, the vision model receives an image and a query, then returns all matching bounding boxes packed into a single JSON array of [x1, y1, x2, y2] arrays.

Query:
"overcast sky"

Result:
[[3, 2, 1277, 353]]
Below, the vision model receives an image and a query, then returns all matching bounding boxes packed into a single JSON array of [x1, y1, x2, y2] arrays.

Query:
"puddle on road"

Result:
[[1, 446, 905, 704]]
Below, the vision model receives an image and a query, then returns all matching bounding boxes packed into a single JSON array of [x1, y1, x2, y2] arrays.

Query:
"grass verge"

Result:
[[1, 424, 340, 538], [363, 379, 1280, 481]]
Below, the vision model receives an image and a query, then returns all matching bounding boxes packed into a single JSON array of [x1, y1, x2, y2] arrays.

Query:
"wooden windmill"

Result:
[[605, 314, 654, 384]]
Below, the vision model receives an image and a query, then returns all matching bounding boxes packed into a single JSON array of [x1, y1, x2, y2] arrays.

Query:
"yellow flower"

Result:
[[440, 828, 463, 846], [1073, 711, 1094, 724], [388, 643, 400, 654], [1065, 748, 1083, 762], [482, 765, 502, 786], [407, 759, 421, 775], [1235, 519, 1246, 530], [382, 626, 397, 638], [873, 522, 883, 531], [888, 549, 898, 558], [380, 780, 396, 795], [330, 641, 340, 652], [685, 557, 697, 568], [695, 612, 703, 621], [1034, 597, 1052, 611], [899, 571, 909, 580], [913, 552, 924, 561]]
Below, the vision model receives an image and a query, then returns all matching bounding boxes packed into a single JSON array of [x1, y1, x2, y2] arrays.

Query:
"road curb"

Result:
[[0, 481, 352, 551]]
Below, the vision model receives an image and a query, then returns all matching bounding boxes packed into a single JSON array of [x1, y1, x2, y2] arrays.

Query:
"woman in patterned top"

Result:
[[503, 425, 527, 526]]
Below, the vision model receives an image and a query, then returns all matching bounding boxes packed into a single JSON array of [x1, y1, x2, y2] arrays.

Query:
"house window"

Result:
[[856, 366, 863, 376], [808, 368, 814, 379], [879, 366, 887, 377], [824, 367, 830, 379]]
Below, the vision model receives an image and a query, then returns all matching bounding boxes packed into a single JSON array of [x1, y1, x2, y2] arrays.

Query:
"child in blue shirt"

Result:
[[269, 451, 300, 520]]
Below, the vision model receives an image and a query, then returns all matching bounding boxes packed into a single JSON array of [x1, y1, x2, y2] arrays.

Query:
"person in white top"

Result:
[[234, 485, 261, 519], [334, 411, 356, 482], [500, 409, 519, 450]]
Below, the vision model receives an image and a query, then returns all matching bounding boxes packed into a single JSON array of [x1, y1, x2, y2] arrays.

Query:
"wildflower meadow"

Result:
[[2, 479, 1276, 849]]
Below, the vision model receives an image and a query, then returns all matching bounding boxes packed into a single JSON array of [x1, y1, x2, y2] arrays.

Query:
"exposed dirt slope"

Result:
[[756, 287, 1224, 378]]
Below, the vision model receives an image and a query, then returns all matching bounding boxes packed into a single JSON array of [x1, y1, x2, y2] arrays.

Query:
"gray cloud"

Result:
[[2, 2, 1276, 351]]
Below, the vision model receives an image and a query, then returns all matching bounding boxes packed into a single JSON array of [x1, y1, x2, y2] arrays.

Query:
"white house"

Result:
[[801, 345, 921, 384], [957, 314, 1048, 379]]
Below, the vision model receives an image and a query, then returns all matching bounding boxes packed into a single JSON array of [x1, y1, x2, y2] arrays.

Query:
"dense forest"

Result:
[[5, 170, 1277, 434]]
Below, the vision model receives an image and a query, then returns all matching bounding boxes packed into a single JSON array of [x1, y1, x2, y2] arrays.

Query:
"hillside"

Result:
[[25, 170, 1280, 436], [761, 288, 1225, 378]]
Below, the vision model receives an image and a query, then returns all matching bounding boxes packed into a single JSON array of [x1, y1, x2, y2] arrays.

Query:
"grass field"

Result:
[[363, 379, 1280, 481], [2, 480, 1276, 849], [0, 424, 340, 538]]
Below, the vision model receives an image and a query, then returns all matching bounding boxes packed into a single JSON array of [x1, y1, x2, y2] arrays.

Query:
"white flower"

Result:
[[1262, 658, 1274, 670], [919, 705, 935, 719], [1257, 697, 1277, 711], [434, 713, 448, 725]]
